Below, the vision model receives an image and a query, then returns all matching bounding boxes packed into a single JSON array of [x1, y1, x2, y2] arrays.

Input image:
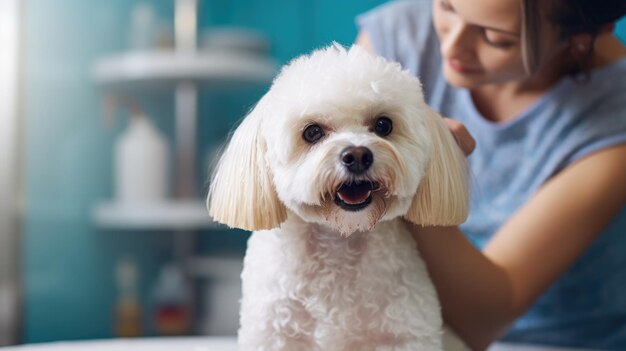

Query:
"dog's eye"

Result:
[[303, 124, 324, 143], [373, 116, 393, 137]]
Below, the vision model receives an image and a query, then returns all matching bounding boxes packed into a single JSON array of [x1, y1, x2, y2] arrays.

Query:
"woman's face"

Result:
[[432, 0, 529, 88]]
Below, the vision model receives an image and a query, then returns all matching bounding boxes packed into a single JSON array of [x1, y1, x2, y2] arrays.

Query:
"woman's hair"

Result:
[[520, 0, 626, 75]]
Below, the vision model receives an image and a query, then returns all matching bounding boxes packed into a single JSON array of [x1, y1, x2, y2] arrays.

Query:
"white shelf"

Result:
[[92, 200, 223, 230], [92, 50, 277, 90]]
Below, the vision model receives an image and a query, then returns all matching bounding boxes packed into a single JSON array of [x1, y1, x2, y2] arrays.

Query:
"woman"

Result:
[[356, 0, 626, 349]]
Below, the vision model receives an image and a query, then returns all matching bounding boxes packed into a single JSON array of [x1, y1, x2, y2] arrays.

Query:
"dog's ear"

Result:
[[207, 96, 287, 231], [405, 110, 469, 226]]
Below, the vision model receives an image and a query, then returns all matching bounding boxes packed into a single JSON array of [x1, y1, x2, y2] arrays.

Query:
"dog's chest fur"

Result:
[[239, 216, 444, 350]]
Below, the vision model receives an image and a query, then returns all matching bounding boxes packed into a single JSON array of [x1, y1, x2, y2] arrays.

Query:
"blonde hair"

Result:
[[207, 96, 287, 231], [405, 109, 469, 226]]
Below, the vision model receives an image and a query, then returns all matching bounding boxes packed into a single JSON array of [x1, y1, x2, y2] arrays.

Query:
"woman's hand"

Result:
[[443, 118, 476, 156]]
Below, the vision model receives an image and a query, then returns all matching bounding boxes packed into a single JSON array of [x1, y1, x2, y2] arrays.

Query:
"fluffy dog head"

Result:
[[208, 44, 468, 235]]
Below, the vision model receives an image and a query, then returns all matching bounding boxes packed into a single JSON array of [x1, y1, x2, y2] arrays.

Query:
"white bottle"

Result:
[[115, 113, 170, 205]]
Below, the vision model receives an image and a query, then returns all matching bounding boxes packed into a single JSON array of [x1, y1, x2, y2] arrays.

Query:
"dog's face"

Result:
[[208, 45, 468, 235], [261, 47, 432, 235]]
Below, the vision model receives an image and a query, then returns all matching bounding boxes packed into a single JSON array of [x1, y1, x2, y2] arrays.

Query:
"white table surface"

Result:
[[0, 337, 235, 351], [0, 336, 590, 351]]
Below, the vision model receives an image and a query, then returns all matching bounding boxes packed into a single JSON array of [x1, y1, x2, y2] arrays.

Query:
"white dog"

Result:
[[208, 44, 470, 351]]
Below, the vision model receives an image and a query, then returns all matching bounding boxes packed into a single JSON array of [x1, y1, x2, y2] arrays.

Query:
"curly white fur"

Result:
[[208, 44, 470, 351]]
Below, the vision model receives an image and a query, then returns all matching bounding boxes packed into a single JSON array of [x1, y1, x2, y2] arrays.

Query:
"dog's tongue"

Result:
[[337, 182, 372, 205]]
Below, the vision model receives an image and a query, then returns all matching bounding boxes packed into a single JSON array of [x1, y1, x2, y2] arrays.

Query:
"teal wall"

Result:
[[23, 0, 178, 342], [22, 0, 626, 343], [618, 18, 626, 43], [197, 0, 388, 63]]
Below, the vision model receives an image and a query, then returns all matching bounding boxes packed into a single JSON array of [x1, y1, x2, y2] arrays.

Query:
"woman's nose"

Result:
[[440, 21, 475, 59]]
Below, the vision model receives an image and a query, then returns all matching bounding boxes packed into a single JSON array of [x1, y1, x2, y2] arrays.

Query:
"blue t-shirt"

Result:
[[358, 1, 626, 349]]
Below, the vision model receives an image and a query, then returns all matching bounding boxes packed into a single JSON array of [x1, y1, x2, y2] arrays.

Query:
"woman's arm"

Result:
[[357, 28, 626, 349], [411, 144, 626, 350]]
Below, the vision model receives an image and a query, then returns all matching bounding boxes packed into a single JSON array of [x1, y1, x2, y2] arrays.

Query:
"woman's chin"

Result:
[[443, 66, 485, 88]]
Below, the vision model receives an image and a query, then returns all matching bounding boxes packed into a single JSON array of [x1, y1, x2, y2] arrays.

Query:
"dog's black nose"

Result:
[[341, 146, 373, 174]]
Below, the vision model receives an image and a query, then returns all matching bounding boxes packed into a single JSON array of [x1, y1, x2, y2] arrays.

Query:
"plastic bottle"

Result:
[[114, 257, 142, 337], [152, 264, 192, 335], [115, 110, 170, 206]]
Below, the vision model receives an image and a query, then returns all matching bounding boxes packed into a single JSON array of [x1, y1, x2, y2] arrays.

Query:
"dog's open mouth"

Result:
[[334, 180, 379, 211]]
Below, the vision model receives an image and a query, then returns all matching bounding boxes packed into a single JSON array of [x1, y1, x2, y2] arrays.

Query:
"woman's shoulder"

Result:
[[357, 0, 433, 23], [570, 57, 626, 117], [356, 0, 444, 92], [546, 57, 626, 169], [356, 0, 434, 41], [356, 0, 436, 64]]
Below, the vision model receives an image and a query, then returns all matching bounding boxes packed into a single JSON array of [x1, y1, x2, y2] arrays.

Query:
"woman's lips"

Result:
[[448, 59, 480, 74]]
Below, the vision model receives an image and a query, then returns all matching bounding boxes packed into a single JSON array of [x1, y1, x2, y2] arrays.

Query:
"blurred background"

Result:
[[0, 0, 625, 346]]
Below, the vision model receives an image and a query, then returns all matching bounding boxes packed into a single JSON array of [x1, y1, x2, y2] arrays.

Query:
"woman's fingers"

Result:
[[444, 118, 476, 156]]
